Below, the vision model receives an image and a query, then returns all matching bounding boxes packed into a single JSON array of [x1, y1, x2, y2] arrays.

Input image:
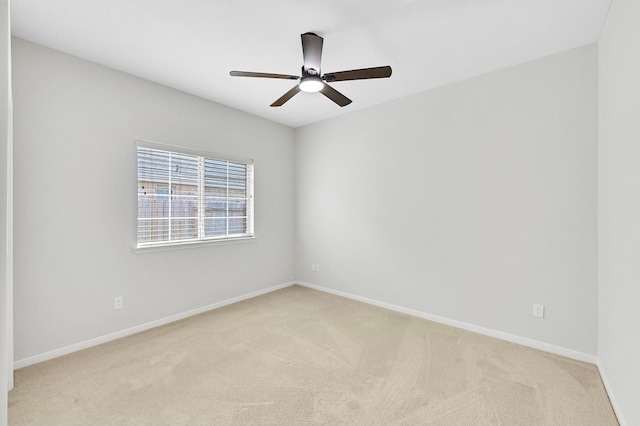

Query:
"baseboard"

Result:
[[15, 280, 598, 369], [14, 281, 296, 369], [597, 360, 627, 426], [296, 281, 597, 364]]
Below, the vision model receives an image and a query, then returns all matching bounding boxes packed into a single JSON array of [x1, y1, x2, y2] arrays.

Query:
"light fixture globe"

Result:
[[299, 76, 324, 93]]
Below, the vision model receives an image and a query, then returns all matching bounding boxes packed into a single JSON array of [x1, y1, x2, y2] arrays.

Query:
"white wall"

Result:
[[1, 1, 11, 423], [11, 38, 295, 362], [296, 44, 598, 356], [598, 0, 640, 423]]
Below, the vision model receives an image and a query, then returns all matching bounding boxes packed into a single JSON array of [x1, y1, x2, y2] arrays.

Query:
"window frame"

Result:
[[135, 139, 255, 252]]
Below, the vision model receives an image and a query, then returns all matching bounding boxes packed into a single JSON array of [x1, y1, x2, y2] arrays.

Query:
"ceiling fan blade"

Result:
[[230, 71, 299, 80], [323, 66, 392, 82], [301, 32, 323, 74], [319, 84, 352, 107], [271, 85, 301, 107]]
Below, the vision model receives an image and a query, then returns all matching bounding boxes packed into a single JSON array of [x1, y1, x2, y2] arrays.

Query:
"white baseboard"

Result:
[[597, 360, 627, 426], [15, 280, 598, 369], [14, 281, 296, 369], [296, 281, 597, 364]]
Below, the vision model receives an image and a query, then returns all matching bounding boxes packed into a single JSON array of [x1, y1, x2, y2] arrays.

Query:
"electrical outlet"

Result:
[[311, 262, 321, 272], [316, 263, 320, 271], [533, 304, 544, 318], [114, 296, 123, 310]]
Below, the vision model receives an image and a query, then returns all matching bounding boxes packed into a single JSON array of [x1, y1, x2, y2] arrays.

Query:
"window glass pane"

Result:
[[228, 217, 247, 234], [171, 154, 199, 186], [171, 184, 198, 197], [138, 148, 170, 184], [170, 218, 198, 241], [137, 194, 170, 219], [203, 199, 227, 217], [171, 196, 198, 218], [228, 199, 247, 217], [228, 165, 247, 192], [204, 159, 248, 197], [204, 218, 228, 237], [137, 144, 253, 247], [138, 182, 168, 197], [204, 159, 228, 197], [137, 218, 169, 243], [138, 194, 158, 219]]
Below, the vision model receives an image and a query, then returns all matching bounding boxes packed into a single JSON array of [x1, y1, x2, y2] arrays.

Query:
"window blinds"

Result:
[[137, 143, 254, 247]]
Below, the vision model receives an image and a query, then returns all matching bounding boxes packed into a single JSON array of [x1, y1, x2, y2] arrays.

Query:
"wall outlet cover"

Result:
[[533, 304, 544, 318]]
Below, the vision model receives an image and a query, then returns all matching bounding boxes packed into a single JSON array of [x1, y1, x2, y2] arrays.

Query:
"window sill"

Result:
[[133, 236, 257, 254]]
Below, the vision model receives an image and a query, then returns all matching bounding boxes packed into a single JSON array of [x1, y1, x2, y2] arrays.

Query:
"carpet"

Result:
[[8, 285, 618, 425]]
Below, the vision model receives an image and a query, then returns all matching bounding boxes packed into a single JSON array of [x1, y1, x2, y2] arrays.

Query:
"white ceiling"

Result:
[[11, 0, 611, 128]]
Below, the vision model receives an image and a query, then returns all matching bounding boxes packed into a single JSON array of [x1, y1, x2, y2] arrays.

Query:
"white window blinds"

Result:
[[137, 142, 254, 247]]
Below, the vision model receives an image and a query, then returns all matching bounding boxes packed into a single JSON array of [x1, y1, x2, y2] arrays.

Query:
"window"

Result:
[[136, 141, 254, 248]]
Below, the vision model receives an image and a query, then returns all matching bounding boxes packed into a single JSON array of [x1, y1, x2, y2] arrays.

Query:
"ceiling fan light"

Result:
[[299, 76, 324, 93]]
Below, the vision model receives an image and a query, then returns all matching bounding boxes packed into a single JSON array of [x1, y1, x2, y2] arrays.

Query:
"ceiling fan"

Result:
[[229, 32, 392, 107]]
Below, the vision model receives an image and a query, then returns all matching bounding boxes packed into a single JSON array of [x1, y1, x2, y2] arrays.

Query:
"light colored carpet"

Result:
[[9, 285, 618, 425]]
